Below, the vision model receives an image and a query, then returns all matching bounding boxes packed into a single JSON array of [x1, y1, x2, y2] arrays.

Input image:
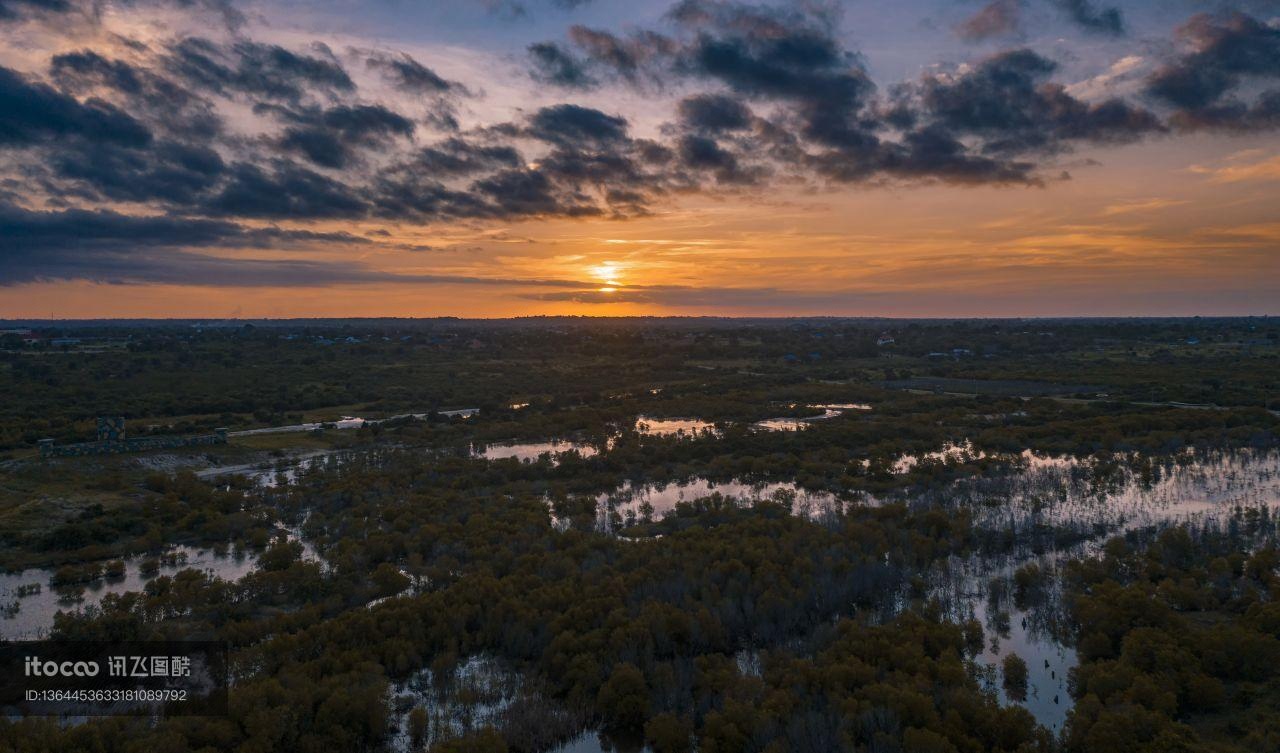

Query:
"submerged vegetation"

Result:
[[0, 317, 1277, 752]]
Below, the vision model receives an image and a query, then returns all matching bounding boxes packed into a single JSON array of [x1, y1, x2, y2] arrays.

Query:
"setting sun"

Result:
[[589, 262, 625, 288]]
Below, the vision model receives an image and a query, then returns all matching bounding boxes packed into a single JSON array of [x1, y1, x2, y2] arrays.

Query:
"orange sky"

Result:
[[5, 136, 1277, 318], [2, 0, 1278, 318]]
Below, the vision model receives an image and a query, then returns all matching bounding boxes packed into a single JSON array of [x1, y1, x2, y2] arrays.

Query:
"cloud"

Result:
[[2, 0, 1278, 291], [0, 200, 382, 286], [1100, 198, 1190, 215], [1065, 54, 1146, 100], [908, 48, 1162, 156], [165, 37, 354, 104], [206, 160, 369, 219], [0, 65, 151, 147], [955, 0, 1023, 42], [50, 138, 226, 204], [403, 138, 523, 177], [529, 41, 597, 88], [525, 103, 629, 146], [1191, 152, 1280, 183], [1146, 13, 1280, 131], [268, 103, 416, 168], [50, 48, 224, 139], [0, 0, 243, 28], [525, 0, 1163, 190], [1051, 0, 1124, 36], [363, 51, 460, 94], [0, 199, 627, 288], [677, 93, 754, 132], [0, 0, 71, 22]]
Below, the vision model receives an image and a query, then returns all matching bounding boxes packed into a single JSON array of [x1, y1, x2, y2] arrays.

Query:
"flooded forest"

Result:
[[1, 317, 1278, 753]]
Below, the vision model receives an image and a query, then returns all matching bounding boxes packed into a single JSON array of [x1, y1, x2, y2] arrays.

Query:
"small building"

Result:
[[876, 333, 895, 346]]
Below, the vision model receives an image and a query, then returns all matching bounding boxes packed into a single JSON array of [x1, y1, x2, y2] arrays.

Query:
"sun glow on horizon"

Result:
[[589, 262, 625, 286]]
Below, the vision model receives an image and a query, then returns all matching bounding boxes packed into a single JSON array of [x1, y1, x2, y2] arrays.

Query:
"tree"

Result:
[[645, 712, 693, 753], [1003, 653, 1029, 700], [597, 663, 650, 731]]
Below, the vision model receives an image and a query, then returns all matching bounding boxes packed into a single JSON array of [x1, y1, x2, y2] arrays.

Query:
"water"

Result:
[[551, 732, 651, 753], [635, 404, 869, 436], [634, 416, 718, 437], [753, 408, 846, 432], [0, 546, 260, 640], [387, 655, 522, 752], [920, 551, 1076, 731], [593, 477, 851, 532], [229, 409, 477, 436], [893, 447, 1280, 729], [474, 440, 599, 463], [195, 449, 342, 487], [892, 440, 987, 474], [944, 448, 1280, 536], [0, 519, 323, 641]]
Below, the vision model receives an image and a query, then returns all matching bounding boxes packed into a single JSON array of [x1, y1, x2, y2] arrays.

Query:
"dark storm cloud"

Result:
[[0, 0, 243, 27], [0, 200, 381, 285], [206, 160, 369, 219], [1051, 0, 1124, 36], [528, 25, 675, 89], [536, 147, 644, 186], [955, 0, 1022, 42], [0, 0, 70, 20], [529, 42, 597, 88], [50, 49, 143, 93], [518, 0, 1161, 191], [1145, 13, 1280, 131], [676, 134, 757, 183], [911, 49, 1162, 155], [481, 0, 597, 20], [166, 37, 354, 103], [1166, 90, 1280, 131], [0, 65, 150, 147], [664, 0, 879, 154], [50, 48, 224, 140], [525, 103, 629, 145], [266, 103, 415, 168], [868, 125, 1038, 184], [363, 51, 460, 94], [473, 168, 601, 217], [400, 138, 523, 177], [677, 92, 753, 132], [50, 139, 225, 204]]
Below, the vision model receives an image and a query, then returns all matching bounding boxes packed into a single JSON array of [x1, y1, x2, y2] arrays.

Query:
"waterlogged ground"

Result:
[[633, 416, 718, 438], [34, 428, 1280, 741], [388, 655, 522, 752], [896, 447, 1280, 729], [0, 545, 259, 640], [938, 447, 1280, 536], [229, 409, 478, 437], [550, 732, 651, 753], [0, 524, 320, 640], [195, 449, 345, 487], [593, 477, 850, 532], [473, 440, 600, 462], [914, 551, 1077, 732]]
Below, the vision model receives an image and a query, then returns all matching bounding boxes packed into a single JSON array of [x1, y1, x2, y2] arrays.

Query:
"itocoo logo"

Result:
[[24, 656, 100, 677]]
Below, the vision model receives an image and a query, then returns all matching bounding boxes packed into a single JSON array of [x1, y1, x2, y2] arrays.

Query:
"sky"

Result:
[[1, 0, 1278, 318]]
